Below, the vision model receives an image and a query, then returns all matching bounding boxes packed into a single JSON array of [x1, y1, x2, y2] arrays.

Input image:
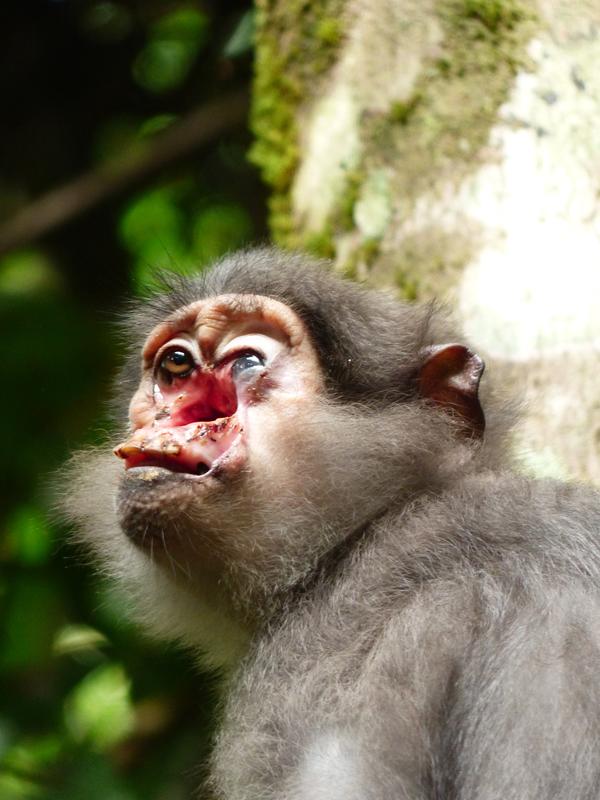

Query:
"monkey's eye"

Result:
[[158, 347, 196, 381], [231, 352, 265, 381]]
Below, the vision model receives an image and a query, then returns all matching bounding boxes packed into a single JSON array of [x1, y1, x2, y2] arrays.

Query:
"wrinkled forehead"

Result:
[[140, 293, 312, 369]]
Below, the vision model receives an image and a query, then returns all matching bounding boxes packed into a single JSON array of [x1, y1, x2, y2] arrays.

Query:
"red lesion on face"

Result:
[[114, 294, 322, 478]]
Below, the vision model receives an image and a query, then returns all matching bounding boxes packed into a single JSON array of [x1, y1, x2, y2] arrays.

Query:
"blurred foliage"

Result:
[[0, 1, 265, 797], [132, 8, 209, 93]]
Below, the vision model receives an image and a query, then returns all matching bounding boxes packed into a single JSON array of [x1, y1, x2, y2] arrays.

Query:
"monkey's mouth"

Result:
[[114, 417, 243, 477], [114, 367, 250, 478]]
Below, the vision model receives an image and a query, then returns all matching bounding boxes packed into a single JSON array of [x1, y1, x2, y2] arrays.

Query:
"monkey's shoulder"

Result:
[[253, 474, 600, 666], [213, 474, 600, 798], [391, 471, 600, 585]]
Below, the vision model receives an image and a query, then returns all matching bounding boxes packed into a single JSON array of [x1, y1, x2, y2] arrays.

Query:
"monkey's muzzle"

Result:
[[113, 355, 257, 477]]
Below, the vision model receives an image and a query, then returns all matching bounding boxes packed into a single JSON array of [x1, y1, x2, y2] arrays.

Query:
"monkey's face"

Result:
[[114, 294, 324, 576]]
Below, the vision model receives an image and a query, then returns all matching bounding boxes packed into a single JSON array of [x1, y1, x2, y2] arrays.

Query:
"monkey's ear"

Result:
[[417, 344, 485, 437]]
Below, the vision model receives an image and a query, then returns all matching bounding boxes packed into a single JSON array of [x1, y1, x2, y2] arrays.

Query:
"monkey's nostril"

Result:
[[196, 463, 210, 476]]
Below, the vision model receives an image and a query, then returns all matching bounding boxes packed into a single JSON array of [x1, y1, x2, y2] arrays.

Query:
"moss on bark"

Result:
[[252, 0, 536, 286], [249, 0, 346, 245]]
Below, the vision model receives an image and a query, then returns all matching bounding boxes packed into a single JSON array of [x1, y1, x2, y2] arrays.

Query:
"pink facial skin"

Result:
[[113, 294, 323, 480], [114, 364, 245, 475]]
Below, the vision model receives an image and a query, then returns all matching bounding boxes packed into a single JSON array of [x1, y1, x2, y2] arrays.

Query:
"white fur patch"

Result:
[[292, 730, 365, 800]]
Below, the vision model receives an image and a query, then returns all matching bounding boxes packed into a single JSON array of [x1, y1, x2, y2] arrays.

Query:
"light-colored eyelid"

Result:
[[216, 333, 285, 364], [152, 336, 198, 371]]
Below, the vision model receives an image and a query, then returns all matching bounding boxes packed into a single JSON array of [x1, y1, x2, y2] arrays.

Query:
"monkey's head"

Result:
[[64, 249, 498, 661], [114, 289, 325, 580]]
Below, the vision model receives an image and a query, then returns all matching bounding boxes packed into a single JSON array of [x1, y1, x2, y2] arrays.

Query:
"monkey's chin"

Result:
[[115, 441, 246, 556]]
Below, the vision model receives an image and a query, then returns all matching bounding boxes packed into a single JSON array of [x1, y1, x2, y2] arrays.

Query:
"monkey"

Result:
[[62, 247, 600, 800]]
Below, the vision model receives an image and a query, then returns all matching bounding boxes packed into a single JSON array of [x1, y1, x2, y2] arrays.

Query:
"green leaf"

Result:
[[53, 624, 108, 658], [132, 7, 208, 93], [119, 188, 184, 255], [0, 252, 62, 297], [2, 734, 63, 777], [0, 772, 44, 800], [223, 10, 255, 58], [4, 506, 53, 567], [64, 664, 134, 751], [192, 203, 253, 264], [138, 114, 178, 138]]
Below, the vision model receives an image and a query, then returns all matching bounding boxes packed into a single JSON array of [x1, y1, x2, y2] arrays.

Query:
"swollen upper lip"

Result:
[[114, 417, 242, 472]]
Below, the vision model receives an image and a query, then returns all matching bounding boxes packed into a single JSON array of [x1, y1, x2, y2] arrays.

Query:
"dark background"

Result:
[[0, 2, 267, 797]]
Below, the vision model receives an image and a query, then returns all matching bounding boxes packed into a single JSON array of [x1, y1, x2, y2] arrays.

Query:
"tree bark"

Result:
[[251, 0, 600, 485]]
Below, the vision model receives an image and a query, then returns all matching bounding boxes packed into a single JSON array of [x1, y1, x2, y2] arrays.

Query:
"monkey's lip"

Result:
[[124, 464, 216, 483], [114, 416, 243, 477]]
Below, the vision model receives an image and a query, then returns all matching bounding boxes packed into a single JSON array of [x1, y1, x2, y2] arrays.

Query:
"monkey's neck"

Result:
[[231, 503, 408, 629], [229, 472, 490, 629]]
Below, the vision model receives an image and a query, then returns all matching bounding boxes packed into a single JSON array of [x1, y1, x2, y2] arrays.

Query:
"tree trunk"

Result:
[[251, 0, 600, 485]]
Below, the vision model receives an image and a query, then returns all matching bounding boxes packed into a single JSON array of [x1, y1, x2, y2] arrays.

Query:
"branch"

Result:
[[0, 89, 249, 256]]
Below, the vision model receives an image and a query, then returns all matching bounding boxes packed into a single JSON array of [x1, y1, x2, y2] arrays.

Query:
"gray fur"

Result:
[[62, 248, 600, 799]]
